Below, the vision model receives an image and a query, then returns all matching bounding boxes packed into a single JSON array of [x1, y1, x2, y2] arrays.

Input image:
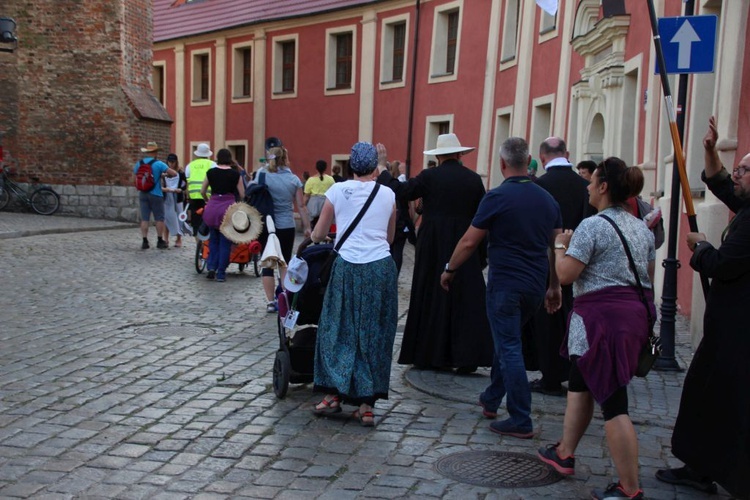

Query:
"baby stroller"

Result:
[[272, 238, 334, 398]]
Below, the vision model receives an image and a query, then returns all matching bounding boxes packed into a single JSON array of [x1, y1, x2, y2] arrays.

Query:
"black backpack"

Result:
[[245, 171, 275, 220]]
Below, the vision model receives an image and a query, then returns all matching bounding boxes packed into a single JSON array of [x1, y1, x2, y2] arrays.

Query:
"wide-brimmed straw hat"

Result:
[[194, 143, 213, 158], [140, 141, 161, 153], [423, 133, 475, 156], [220, 203, 263, 244]]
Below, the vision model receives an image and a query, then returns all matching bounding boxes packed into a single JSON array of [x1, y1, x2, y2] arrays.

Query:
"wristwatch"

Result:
[[444, 263, 456, 273], [554, 242, 567, 250]]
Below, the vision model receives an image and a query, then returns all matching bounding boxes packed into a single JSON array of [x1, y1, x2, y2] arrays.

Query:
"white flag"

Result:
[[536, 0, 559, 16]]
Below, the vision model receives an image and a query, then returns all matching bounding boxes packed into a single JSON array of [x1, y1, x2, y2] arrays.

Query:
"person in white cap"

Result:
[[185, 143, 217, 239], [376, 133, 493, 374]]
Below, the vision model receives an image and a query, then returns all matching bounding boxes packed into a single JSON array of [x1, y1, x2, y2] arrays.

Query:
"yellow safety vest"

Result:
[[187, 158, 212, 199]]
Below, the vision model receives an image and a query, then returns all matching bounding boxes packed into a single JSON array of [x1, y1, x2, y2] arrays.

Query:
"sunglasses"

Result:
[[732, 164, 750, 178]]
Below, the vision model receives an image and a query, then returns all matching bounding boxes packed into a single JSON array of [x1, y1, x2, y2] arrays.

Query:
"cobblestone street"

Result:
[[0, 213, 732, 499]]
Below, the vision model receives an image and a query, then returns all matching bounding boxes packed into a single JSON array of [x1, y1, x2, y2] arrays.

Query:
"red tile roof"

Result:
[[154, 0, 385, 43]]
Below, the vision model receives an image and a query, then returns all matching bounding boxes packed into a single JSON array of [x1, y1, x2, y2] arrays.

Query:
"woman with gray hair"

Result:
[[310, 142, 397, 427]]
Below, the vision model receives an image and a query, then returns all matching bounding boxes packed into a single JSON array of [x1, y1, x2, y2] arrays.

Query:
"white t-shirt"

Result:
[[326, 180, 395, 264]]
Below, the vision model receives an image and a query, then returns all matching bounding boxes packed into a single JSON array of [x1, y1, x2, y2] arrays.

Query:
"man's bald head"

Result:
[[539, 137, 568, 166]]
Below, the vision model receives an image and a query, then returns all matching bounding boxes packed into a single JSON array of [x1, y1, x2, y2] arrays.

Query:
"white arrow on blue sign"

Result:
[[657, 15, 717, 74]]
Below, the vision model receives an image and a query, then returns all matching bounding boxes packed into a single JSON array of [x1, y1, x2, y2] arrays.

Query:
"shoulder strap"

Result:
[[335, 183, 380, 252], [258, 171, 266, 185], [598, 213, 653, 326], [147, 158, 157, 166]]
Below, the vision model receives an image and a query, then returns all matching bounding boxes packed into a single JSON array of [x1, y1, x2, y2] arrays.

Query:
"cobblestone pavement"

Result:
[[0, 213, 732, 499]]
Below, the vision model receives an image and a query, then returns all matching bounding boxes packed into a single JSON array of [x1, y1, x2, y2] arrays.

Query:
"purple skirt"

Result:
[[203, 194, 235, 228]]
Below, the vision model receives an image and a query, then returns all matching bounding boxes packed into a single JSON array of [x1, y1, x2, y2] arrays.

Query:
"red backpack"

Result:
[[135, 158, 157, 192]]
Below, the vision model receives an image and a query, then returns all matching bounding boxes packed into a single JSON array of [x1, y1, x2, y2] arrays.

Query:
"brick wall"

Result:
[[0, 0, 171, 221]]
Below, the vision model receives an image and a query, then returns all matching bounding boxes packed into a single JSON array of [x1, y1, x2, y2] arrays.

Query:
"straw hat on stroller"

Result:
[[220, 203, 263, 244]]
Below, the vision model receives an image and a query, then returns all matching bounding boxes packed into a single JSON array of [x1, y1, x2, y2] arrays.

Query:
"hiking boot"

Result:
[[655, 466, 717, 493], [591, 482, 644, 499], [157, 238, 168, 249], [538, 443, 575, 475], [141, 238, 150, 250], [489, 418, 534, 439]]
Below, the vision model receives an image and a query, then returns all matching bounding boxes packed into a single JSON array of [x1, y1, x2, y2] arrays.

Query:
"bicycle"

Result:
[[0, 165, 61, 215]]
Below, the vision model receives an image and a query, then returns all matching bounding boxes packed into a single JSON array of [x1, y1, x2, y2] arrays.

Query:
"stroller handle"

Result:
[[296, 233, 335, 256]]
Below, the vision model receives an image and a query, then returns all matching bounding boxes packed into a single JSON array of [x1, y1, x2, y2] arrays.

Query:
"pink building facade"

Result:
[[153, 0, 750, 336]]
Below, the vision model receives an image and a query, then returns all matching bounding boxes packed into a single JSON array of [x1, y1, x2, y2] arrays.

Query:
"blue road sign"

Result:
[[657, 15, 717, 74]]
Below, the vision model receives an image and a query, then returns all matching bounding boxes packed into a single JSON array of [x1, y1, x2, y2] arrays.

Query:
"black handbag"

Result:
[[318, 183, 380, 287], [599, 214, 661, 377]]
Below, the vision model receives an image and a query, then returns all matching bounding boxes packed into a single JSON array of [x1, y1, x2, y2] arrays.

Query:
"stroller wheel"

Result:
[[273, 350, 291, 398]]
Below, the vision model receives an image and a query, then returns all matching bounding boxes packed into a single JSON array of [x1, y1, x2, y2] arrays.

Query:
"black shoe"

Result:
[[489, 418, 534, 439], [655, 466, 717, 493], [529, 378, 566, 397], [157, 238, 168, 249], [591, 482, 644, 499], [206, 270, 216, 280], [538, 442, 575, 476], [455, 366, 477, 375], [141, 238, 150, 250]]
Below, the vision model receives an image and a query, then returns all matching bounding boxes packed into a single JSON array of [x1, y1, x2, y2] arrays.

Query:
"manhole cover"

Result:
[[133, 325, 215, 337], [435, 450, 561, 488]]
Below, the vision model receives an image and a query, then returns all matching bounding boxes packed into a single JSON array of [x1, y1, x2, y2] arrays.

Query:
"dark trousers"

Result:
[[523, 284, 573, 387]]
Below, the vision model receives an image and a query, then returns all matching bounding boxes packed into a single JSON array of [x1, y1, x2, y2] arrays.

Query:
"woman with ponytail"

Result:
[[538, 157, 656, 500], [303, 159, 335, 229]]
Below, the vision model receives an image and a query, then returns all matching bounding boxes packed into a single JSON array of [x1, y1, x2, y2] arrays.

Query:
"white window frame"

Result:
[[491, 107, 513, 187], [538, 9, 559, 43], [428, 1, 463, 84], [500, 0, 521, 69], [423, 114, 454, 168], [325, 25, 357, 96], [190, 49, 212, 106], [331, 154, 351, 178], [226, 140, 249, 170], [272, 34, 298, 99], [379, 13, 410, 90], [152, 61, 167, 106], [231, 41, 253, 103], [530, 94, 555, 158]]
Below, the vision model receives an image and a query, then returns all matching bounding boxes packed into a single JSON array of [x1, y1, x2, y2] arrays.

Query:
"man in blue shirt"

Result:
[[441, 137, 562, 438], [134, 141, 177, 249]]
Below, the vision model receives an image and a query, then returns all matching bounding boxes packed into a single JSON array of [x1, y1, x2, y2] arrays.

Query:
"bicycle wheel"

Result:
[[253, 253, 260, 277], [30, 187, 60, 215], [195, 241, 207, 273], [0, 185, 9, 211]]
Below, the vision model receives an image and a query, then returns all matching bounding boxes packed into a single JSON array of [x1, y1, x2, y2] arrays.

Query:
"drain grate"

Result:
[[435, 450, 561, 488], [132, 325, 215, 337]]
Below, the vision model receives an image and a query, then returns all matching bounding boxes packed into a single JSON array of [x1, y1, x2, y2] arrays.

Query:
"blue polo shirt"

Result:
[[472, 176, 562, 292], [133, 157, 169, 197]]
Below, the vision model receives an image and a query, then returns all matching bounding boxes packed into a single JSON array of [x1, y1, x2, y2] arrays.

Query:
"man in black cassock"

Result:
[[655, 116, 750, 500]]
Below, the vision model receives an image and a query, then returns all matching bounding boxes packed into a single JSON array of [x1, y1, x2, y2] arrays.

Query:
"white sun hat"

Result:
[[423, 133, 475, 156], [194, 143, 213, 158]]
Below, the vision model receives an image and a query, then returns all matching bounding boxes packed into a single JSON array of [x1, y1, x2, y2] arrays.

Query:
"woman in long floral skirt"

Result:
[[310, 142, 397, 427]]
